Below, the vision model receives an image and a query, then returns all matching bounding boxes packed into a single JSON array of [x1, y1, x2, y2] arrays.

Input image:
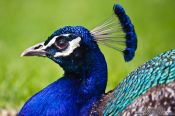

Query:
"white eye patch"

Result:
[[42, 34, 70, 49], [54, 37, 81, 57]]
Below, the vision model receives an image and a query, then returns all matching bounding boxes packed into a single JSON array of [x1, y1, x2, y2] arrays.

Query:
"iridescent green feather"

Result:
[[102, 49, 175, 115]]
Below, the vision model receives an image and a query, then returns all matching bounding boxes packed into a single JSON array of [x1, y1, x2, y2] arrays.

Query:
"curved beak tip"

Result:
[[20, 52, 25, 57], [20, 42, 47, 57], [21, 50, 30, 57]]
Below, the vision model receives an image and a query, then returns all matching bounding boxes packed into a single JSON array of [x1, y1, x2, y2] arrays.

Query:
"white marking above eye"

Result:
[[63, 34, 70, 37], [42, 36, 58, 49], [54, 37, 81, 57]]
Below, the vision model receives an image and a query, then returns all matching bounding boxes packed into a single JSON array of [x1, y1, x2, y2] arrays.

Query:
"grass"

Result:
[[0, 0, 175, 110]]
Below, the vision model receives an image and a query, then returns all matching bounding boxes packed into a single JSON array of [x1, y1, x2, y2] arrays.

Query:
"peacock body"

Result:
[[19, 3, 175, 116]]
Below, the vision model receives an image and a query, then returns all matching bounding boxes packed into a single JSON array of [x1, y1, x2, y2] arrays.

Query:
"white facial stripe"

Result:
[[63, 34, 70, 37], [42, 36, 58, 49], [54, 37, 81, 57]]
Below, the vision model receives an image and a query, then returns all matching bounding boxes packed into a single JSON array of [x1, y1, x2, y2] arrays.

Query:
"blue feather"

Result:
[[113, 4, 137, 61], [91, 4, 137, 62]]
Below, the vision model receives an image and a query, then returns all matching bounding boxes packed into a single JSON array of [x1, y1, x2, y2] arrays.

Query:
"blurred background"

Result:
[[0, 0, 175, 112]]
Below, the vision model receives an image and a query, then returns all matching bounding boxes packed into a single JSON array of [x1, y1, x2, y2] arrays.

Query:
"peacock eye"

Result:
[[54, 37, 69, 50]]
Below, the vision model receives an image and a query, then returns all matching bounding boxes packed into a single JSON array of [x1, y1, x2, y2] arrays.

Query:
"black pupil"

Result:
[[55, 37, 68, 49]]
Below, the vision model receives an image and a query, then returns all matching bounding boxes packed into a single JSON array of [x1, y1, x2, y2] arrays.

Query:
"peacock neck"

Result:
[[63, 48, 108, 114]]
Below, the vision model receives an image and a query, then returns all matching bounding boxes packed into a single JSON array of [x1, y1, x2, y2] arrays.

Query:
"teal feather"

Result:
[[90, 49, 175, 115]]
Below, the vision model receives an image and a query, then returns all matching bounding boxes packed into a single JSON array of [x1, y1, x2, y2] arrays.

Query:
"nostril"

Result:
[[34, 45, 43, 49]]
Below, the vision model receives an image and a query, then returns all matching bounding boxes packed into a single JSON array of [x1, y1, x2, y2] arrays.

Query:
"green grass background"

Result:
[[0, 0, 175, 110]]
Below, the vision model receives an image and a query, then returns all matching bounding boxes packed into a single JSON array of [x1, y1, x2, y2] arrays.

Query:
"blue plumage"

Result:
[[45, 26, 94, 48], [19, 4, 137, 115], [19, 26, 108, 115], [113, 4, 137, 61], [19, 3, 175, 116]]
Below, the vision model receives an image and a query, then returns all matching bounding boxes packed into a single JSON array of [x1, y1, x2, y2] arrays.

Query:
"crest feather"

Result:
[[91, 4, 137, 62]]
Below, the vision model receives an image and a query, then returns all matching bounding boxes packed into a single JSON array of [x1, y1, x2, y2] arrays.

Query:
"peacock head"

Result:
[[21, 4, 137, 73], [21, 26, 98, 73]]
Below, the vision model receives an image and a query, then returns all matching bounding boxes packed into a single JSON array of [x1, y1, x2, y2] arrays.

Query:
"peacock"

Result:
[[19, 4, 175, 116]]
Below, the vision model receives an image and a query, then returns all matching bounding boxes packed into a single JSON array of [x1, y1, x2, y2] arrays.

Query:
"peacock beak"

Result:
[[21, 42, 47, 57]]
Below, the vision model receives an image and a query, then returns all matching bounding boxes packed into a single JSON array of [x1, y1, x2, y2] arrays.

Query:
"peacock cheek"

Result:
[[72, 48, 84, 59]]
